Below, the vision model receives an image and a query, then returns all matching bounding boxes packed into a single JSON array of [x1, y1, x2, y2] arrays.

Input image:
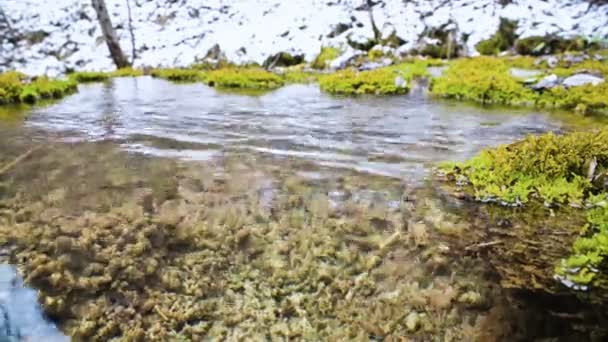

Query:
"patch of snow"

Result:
[[1, 0, 608, 75]]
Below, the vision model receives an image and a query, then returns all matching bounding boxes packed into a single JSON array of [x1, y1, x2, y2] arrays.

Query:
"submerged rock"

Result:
[[531, 74, 560, 90], [328, 49, 363, 70], [562, 73, 605, 88]]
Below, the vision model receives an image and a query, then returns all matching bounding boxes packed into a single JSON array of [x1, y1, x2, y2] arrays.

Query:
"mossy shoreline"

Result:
[[437, 129, 608, 294]]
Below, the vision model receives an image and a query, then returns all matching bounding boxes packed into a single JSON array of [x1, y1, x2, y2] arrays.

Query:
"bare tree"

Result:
[[91, 0, 130, 68], [126, 0, 136, 63], [366, 0, 382, 41]]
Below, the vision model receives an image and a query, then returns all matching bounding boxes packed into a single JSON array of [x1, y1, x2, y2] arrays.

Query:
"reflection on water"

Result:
[[0, 77, 606, 340], [23, 77, 602, 180]]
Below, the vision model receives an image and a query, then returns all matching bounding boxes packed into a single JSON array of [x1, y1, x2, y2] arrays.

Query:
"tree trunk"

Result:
[[366, 0, 382, 41], [91, 0, 130, 68], [126, 0, 136, 63]]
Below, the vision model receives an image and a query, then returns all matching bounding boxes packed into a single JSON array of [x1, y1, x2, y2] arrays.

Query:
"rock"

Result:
[[346, 33, 377, 51], [326, 22, 352, 38], [329, 49, 363, 70], [394, 75, 407, 88], [546, 56, 559, 68], [405, 311, 420, 332], [562, 73, 605, 88], [427, 66, 447, 78], [531, 74, 560, 90], [262, 51, 304, 68], [204, 43, 225, 61], [509, 68, 541, 79], [562, 53, 588, 65], [358, 58, 393, 71]]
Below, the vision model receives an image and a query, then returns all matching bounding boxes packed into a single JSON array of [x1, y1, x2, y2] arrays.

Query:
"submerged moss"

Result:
[[311, 47, 340, 70], [206, 68, 284, 89]]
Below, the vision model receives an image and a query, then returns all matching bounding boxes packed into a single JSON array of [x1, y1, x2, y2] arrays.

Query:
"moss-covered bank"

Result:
[[318, 60, 435, 95], [0, 71, 77, 105], [431, 57, 608, 114], [438, 129, 608, 294]]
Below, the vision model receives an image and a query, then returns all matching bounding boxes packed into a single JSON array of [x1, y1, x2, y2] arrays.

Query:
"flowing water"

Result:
[[0, 77, 605, 341]]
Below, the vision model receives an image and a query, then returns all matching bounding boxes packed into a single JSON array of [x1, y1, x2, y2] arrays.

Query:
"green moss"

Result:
[[439, 128, 608, 290], [282, 68, 318, 84], [150, 68, 206, 82], [551, 59, 608, 77], [439, 129, 608, 206], [367, 48, 385, 61], [0, 71, 26, 104], [19, 77, 77, 104], [431, 57, 536, 105], [206, 68, 284, 89], [318, 60, 431, 95], [110, 67, 144, 77], [311, 47, 340, 70], [68, 71, 110, 83], [0, 72, 77, 106], [501, 56, 538, 69], [475, 18, 518, 55]]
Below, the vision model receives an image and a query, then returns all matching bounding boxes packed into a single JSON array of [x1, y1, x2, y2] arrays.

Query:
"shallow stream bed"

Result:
[[0, 77, 606, 341]]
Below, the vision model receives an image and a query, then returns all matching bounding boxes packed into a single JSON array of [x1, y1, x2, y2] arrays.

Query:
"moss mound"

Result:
[[110, 68, 144, 77], [0, 71, 77, 105], [311, 47, 340, 70], [318, 61, 430, 95], [431, 57, 608, 114], [439, 129, 608, 291], [430, 57, 535, 104], [206, 68, 284, 89], [150, 68, 205, 82], [68, 71, 110, 83]]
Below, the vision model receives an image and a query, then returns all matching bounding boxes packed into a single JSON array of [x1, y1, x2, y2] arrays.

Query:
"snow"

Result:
[[1, 0, 608, 75]]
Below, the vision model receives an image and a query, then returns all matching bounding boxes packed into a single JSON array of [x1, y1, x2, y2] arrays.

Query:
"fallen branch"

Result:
[[464, 240, 503, 251], [0, 144, 43, 176]]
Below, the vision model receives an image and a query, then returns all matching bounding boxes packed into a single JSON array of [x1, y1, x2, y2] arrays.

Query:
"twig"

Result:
[[155, 305, 169, 320], [464, 240, 503, 251], [0, 144, 43, 176]]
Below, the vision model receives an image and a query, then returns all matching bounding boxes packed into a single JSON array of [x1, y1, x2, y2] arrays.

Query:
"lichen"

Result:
[[311, 47, 340, 70]]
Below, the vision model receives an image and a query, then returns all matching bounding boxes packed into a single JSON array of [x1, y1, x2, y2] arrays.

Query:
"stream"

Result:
[[0, 77, 605, 341]]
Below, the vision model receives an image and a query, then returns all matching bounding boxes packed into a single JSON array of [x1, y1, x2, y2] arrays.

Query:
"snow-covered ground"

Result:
[[1, 0, 607, 76]]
